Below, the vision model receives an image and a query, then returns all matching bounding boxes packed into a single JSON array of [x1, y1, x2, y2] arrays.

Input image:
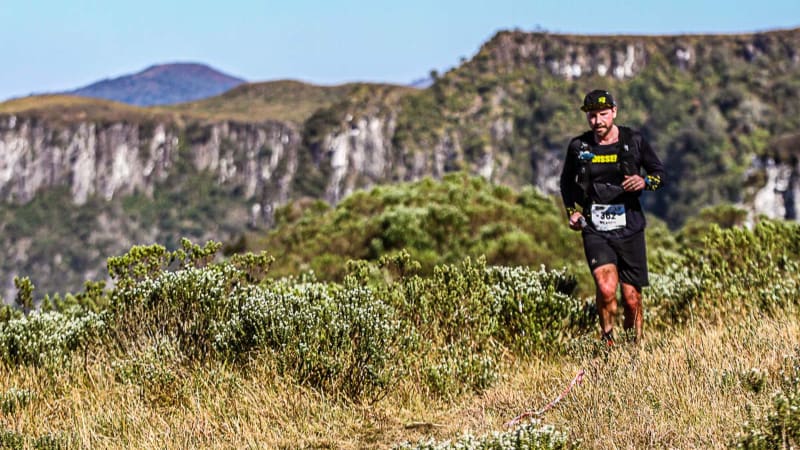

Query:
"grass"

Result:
[[0, 94, 173, 124], [160, 80, 374, 124], [0, 312, 794, 449], [560, 316, 795, 448]]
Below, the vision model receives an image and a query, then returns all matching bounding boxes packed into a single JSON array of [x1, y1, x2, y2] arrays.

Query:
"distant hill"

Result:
[[65, 63, 246, 106], [408, 76, 433, 89]]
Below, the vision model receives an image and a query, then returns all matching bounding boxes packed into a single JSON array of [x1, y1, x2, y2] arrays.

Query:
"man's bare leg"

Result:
[[592, 264, 619, 344], [620, 282, 643, 344]]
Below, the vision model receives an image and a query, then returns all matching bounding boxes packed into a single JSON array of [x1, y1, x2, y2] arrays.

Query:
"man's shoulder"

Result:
[[618, 125, 645, 140], [569, 130, 595, 146], [617, 126, 649, 148]]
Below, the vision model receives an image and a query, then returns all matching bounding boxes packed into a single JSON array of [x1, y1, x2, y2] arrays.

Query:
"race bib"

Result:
[[591, 204, 626, 231]]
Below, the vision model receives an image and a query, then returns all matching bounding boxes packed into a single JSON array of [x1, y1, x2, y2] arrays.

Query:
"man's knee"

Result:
[[620, 284, 642, 309], [593, 264, 618, 299], [596, 285, 617, 306]]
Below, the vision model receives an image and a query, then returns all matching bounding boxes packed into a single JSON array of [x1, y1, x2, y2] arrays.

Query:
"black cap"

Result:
[[581, 89, 616, 112]]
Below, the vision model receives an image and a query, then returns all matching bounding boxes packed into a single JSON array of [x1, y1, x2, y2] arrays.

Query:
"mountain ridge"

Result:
[[65, 62, 246, 106]]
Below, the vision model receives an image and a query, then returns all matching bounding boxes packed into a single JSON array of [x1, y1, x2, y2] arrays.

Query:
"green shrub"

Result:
[[0, 310, 107, 368], [395, 419, 569, 449], [392, 259, 588, 354], [487, 265, 589, 354], [0, 387, 34, 415], [110, 263, 240, 359], [648, 220, 800, 326], [425, 344, 500, 398], [13, 277, 34, 313], [736, 349, 800, 449], [387, 257, 508, 397], [213, 276, 403, 401], [414, 258, 498, 348], [251, 173, 585, 291], [375, 256, 591, 396]]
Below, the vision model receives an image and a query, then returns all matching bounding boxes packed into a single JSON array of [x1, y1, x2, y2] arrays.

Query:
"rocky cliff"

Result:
[[0, 111, 303, 299], [0, 115, 300, 217], [748, 133, 800, 222]]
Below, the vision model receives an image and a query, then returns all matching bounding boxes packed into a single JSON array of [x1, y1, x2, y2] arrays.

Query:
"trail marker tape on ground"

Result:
[[504, 369, 586, 428]]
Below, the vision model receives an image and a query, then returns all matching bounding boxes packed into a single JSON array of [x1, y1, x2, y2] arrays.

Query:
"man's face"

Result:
[[586, 107, 617, 139]]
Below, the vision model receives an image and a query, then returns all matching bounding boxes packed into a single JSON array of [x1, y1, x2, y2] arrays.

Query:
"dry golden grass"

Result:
[[158, 80, 358, 124], [0, 315, 795, 449], [0, 95, 171, 124], [160, 80, 417, 124]]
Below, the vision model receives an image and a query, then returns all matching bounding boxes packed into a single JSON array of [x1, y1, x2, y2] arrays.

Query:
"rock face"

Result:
[[484, 34, 648, 80], [747, 133, 800, 223], [0, 114, 304, 300], [0, 116, 300, 217], [478, 30, 800, 80], [322, 114, 397, 203], [751, 158, 799, 221]]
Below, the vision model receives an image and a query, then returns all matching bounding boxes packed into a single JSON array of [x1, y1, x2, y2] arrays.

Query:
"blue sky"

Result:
[[1, 0, 798, 101]]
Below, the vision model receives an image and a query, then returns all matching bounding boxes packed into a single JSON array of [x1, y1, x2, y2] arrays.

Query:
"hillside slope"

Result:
[[161, 80, 408, 124]]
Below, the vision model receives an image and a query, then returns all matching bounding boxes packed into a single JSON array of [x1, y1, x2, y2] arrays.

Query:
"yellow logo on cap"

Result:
[[598, 96, 606, 104]]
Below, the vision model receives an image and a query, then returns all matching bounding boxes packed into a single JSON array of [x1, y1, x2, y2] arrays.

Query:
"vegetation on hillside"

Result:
[[378, 29, 800, 228], [0, 163, 253, 299], [0, 95, 174, 125], [252, 173, 582, 278], [249, 173, 680, 300], [0, 185, 799, 447], [3, 30, 799, 299], [0, 174, 798, 447], [164, 80, 414, 124]]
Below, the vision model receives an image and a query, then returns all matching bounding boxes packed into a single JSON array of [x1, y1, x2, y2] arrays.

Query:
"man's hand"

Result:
[[622, 174, 645, 192], [569, 211, 586, 231]]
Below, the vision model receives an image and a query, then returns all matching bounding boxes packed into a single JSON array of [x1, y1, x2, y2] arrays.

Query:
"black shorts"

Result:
[[582, 230, 649, 287]]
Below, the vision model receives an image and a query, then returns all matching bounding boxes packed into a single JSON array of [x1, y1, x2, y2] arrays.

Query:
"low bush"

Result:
[[0, 309, 107, 369], [395, 420, 569, 450], [1, 239, 592, 402], [736, 348, 800, 449], [362, 254, 592, 397], [213, 276, 404, 401], [648, 219, 800, 327]]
